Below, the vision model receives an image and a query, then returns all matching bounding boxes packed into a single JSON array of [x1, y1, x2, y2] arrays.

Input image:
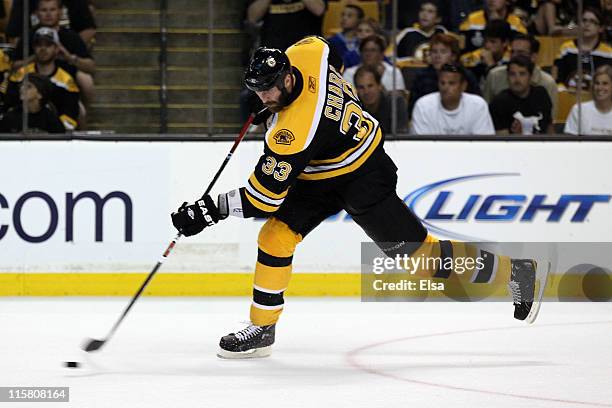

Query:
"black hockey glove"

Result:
[[252, 107, 272, 126], [171, 195, 226, 237]]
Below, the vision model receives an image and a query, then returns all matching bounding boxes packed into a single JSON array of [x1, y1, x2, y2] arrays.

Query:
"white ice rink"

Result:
[[1, 298, 611, 408]]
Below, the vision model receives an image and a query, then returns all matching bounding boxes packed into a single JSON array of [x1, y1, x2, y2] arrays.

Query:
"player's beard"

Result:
[[265, 102, 284, 113], [265, 86, 290, 113]]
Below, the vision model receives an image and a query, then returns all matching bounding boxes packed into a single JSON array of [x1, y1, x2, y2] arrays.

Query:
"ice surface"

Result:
[[1, 298, 611, 408]]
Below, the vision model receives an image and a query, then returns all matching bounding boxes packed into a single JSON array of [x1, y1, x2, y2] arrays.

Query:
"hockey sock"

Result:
[[250, 218, 302, 326], [404, 235, 512, 287]]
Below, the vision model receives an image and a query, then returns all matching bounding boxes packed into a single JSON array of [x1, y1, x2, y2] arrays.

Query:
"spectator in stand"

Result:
[[461, 19, 512, 84], [13, 0, 94, 73], [409, 33, 480, 114], [0, 73, 65, 133], [532, 0, 578, 36], [411, 63, 495, 135], [356, 17, 386, 44], [356, 18, 391, 65], [460, 0, 527, 52], [554, 8, 612, 91], [3, 27, 80, 130], [354, 66, 408, 134], [484, 33, 557, 116], [389, 0, 479, 31], [13, 0, 95, 109], [565, 64, 612, 135], [7, 0, 96, 47], [327, 4, 363, 69], [509, 0, 532, 29], [489, 55, 553, 134], [411, 63, 494, 135], [391, 1, 447, 66], [246, 0, 326, 51], [343, 35, 405, 92]]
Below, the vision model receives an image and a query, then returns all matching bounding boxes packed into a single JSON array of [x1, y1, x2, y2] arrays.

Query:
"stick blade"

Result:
[[82, 338, 106, 352]]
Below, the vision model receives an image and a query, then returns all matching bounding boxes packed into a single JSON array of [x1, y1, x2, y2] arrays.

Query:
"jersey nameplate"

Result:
[[323, 67, 359, 122]]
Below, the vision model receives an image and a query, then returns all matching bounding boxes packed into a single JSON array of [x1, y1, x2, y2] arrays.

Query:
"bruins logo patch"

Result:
[[308, 76, 317, 93], [273, 129, 295, 145]]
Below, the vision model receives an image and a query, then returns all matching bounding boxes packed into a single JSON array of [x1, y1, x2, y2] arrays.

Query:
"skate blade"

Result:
[[526, 260, 551, 324], [216, 346, 272, 360]]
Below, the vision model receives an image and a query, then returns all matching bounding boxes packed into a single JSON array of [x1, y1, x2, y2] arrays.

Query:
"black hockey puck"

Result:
[[64, 361, 81, 368]]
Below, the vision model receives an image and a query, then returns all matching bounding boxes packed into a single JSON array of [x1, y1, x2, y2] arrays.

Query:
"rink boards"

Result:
[[1, 140, 611, 296]]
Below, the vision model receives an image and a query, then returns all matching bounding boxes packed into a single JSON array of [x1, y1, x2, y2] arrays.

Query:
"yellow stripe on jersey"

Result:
[[460, 49, 481, 67], [244, 189, 280, 213], [9, 63, 79, 93], [0, 50, 10, 73], [60, 114, 77, 130], [556, 40, 577, 59], [9, 64, 35, 82], [307, 117, 374, 166], [461, 48, 511, 67], [51, 68, 79, 93], [298, 126, 382, 181], [592, 43, 612, 58], [264, 37, 329, 156], [248, 173, 288, 200], [459, 9, 526, 33], [459, 9, 486, 30], [507, 13, 527, 33]]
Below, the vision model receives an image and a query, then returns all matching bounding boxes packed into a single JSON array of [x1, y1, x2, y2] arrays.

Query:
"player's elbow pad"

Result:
[[219, 188, 279, 219]]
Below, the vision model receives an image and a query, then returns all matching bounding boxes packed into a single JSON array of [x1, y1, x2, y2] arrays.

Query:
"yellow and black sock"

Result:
[[250, 218, 302, 326]]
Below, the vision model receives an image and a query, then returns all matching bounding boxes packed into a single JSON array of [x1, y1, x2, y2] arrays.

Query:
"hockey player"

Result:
[[171, 36, 541, 359]]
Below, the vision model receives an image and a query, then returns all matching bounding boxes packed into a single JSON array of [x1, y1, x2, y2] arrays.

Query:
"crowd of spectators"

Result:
[[0, 0, 96, 133], [245, 0, 612, 135]]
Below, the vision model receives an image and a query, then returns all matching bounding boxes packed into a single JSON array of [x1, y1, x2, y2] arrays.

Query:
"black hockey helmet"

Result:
[[244, 47, 291, 92]]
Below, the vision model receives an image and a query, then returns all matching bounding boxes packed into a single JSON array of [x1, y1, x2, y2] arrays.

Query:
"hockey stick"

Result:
[[82, 110, 262, 352]]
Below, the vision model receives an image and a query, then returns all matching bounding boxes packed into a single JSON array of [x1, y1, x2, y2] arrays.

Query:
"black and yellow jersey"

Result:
[[0, 50, 10, 74], [554, 40, 612, 89], [2, 62, 80, 130], [231, 36, 383, 218], [387, 23, 447, 65], [459, 10, 526, 52], [460, 47, 510, 82], [0, 49, 11, 100]]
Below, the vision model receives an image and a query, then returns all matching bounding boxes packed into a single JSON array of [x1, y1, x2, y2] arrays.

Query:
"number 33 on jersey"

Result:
[[230, 36, 383, 218]]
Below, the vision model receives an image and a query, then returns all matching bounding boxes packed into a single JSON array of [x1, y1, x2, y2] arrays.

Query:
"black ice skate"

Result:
[[217, 324, 275, 359], [508, 259, 536, 321], [508, 258, 550, 323]]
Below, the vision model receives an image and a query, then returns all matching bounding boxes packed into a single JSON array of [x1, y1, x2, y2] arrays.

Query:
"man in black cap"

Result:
[[2, 26, 80, 130], [12, 0, 95, 110]]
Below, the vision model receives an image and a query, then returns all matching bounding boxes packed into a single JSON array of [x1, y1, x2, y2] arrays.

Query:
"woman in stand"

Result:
[[564, 64, 612, 135]]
